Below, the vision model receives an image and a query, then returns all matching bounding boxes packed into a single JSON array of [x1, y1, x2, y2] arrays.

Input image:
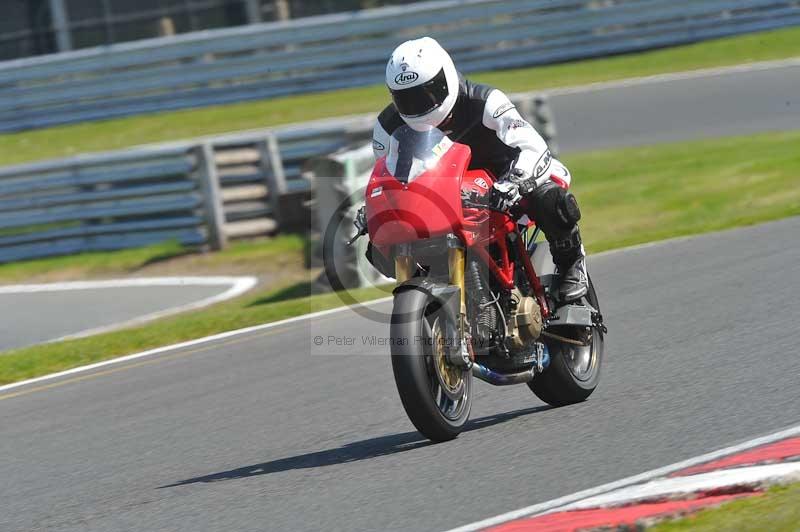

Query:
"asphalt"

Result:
[[551, 61, 800, 152], [0, 284, 232, 351], [1, 217, 798, 532]]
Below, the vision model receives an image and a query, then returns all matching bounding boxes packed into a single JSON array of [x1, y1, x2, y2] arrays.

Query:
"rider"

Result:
[[365, 36, 587, 302]]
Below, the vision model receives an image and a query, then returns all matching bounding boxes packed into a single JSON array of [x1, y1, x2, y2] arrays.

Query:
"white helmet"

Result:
[[385, 37, 460, 132]]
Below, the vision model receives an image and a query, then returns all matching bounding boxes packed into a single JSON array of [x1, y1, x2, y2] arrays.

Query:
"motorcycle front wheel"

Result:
[[390, 287, 472, 442]]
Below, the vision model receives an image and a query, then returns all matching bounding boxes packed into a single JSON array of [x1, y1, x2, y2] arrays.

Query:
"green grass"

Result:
[[650, 482, 800, 531], [0, 234, 307, 284], [570, 130, 800, 252], [0, 129, 798, 385], [2, 26, 800, 167]]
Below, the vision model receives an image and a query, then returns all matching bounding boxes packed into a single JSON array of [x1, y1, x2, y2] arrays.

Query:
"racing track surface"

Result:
[[551, 60, 800, 152], [2, 217, 798, 531], [0, 281, 247, 352]]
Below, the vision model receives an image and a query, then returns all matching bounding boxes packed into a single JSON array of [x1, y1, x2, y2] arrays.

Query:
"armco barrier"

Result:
[[0, 115, 375, 262], [0, 144, 209, 263], [1, 0, 798, 132]]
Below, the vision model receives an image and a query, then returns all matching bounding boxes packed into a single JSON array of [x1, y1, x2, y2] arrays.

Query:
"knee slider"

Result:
[[556, 191, 581, 228]]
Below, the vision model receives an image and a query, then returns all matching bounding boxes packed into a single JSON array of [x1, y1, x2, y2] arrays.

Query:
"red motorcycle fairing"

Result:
[[366, 136, 550, 318], [366, 143, 471, 247]]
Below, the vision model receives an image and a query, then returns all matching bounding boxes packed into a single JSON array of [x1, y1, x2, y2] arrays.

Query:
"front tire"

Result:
[[391, 288, 472, 442], [528, 276, 604, 406]]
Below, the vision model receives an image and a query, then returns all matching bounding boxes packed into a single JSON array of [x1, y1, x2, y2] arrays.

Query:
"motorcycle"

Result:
[[351, 125, 606, 442]]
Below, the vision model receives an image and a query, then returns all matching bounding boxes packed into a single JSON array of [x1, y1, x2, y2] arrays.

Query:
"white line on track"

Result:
[[0, 276, 255, 294], [0, 276, 259, 344], [0, 295, 393, 395], [49, 277, 258, 341], [443, 423, 800, 532]]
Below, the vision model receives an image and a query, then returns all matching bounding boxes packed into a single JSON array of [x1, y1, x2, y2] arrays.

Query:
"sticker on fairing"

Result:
[[370, 186, 383, 197], [474, 177, 489, 190]]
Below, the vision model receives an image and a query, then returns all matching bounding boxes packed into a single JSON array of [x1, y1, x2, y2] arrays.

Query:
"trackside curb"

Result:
[[444, 424, 800, 532]]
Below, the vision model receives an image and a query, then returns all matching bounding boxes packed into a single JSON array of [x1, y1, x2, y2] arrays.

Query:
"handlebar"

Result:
[[461, 189, 514, 217]]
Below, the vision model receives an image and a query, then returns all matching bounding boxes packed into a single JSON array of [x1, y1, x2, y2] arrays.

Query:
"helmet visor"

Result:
[[390, 68, 450, 118]]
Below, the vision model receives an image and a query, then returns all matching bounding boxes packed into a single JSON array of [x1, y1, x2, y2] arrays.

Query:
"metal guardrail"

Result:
[[1, 0, 799, 132], [0, 144, 208, 263], [0, 114, 375, 263]]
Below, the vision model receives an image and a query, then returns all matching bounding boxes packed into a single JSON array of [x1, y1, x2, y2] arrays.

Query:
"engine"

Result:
[[466, 259, 542, 353], [505, 288, 543, 351], [465, 259, 497, 344]]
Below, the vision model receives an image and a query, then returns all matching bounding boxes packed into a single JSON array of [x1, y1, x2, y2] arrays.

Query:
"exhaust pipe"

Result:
[[471, 362, 535, 385], [470, 344, 550, 386]]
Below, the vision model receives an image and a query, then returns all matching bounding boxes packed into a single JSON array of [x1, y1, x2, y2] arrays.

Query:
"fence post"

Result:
[[517, 97, 533, 123], [195, 143, 227, 250], [261, 133, 288, 227], [245, 0, 262, 23], [49, 0, 73, 52], [530, 95, 559, 158]]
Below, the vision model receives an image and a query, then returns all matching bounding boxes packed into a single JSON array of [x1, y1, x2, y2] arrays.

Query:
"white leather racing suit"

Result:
[[372, 74, 572, 189]]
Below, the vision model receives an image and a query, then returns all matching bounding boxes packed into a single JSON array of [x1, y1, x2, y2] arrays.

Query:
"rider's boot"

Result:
[[523, 179, 589, 303], [550, 227, 588, 303]]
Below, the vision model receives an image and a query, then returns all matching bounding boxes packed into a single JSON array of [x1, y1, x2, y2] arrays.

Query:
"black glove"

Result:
[[492, 181, 522, 212], [508, 167, 536, 195]]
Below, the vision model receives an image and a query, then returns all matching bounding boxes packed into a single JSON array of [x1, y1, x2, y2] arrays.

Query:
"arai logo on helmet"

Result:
[[394, 72, 419, 85]]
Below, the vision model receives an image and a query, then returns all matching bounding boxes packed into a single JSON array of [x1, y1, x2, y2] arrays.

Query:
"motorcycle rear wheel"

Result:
[[528, 276, 604, 406], [391, 287, 472, 442]]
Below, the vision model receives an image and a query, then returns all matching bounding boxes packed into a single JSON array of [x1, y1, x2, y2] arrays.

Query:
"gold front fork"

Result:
[[449, 243, 470, 362], [448, 246, 466, 315], [395, 255, 414, 283]]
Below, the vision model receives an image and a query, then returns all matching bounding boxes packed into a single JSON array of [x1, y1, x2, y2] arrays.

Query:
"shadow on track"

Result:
[[160, 405, 551, 488]]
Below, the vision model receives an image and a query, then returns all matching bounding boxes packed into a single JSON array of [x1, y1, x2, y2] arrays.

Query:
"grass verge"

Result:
[[1, 26, 799, 166], [571, 131, 800, 252], [1, 129, 798, 385], [0, 234, 307, 284], [650, 482, 800, 531]]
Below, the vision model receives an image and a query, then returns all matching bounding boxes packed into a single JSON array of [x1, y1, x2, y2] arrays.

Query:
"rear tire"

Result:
[[391, 287, 472, 442], [528, 276, 604, 406]]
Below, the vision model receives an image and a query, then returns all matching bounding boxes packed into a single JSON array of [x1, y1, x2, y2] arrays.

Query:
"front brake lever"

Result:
[[346, 227, 367, 246]]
